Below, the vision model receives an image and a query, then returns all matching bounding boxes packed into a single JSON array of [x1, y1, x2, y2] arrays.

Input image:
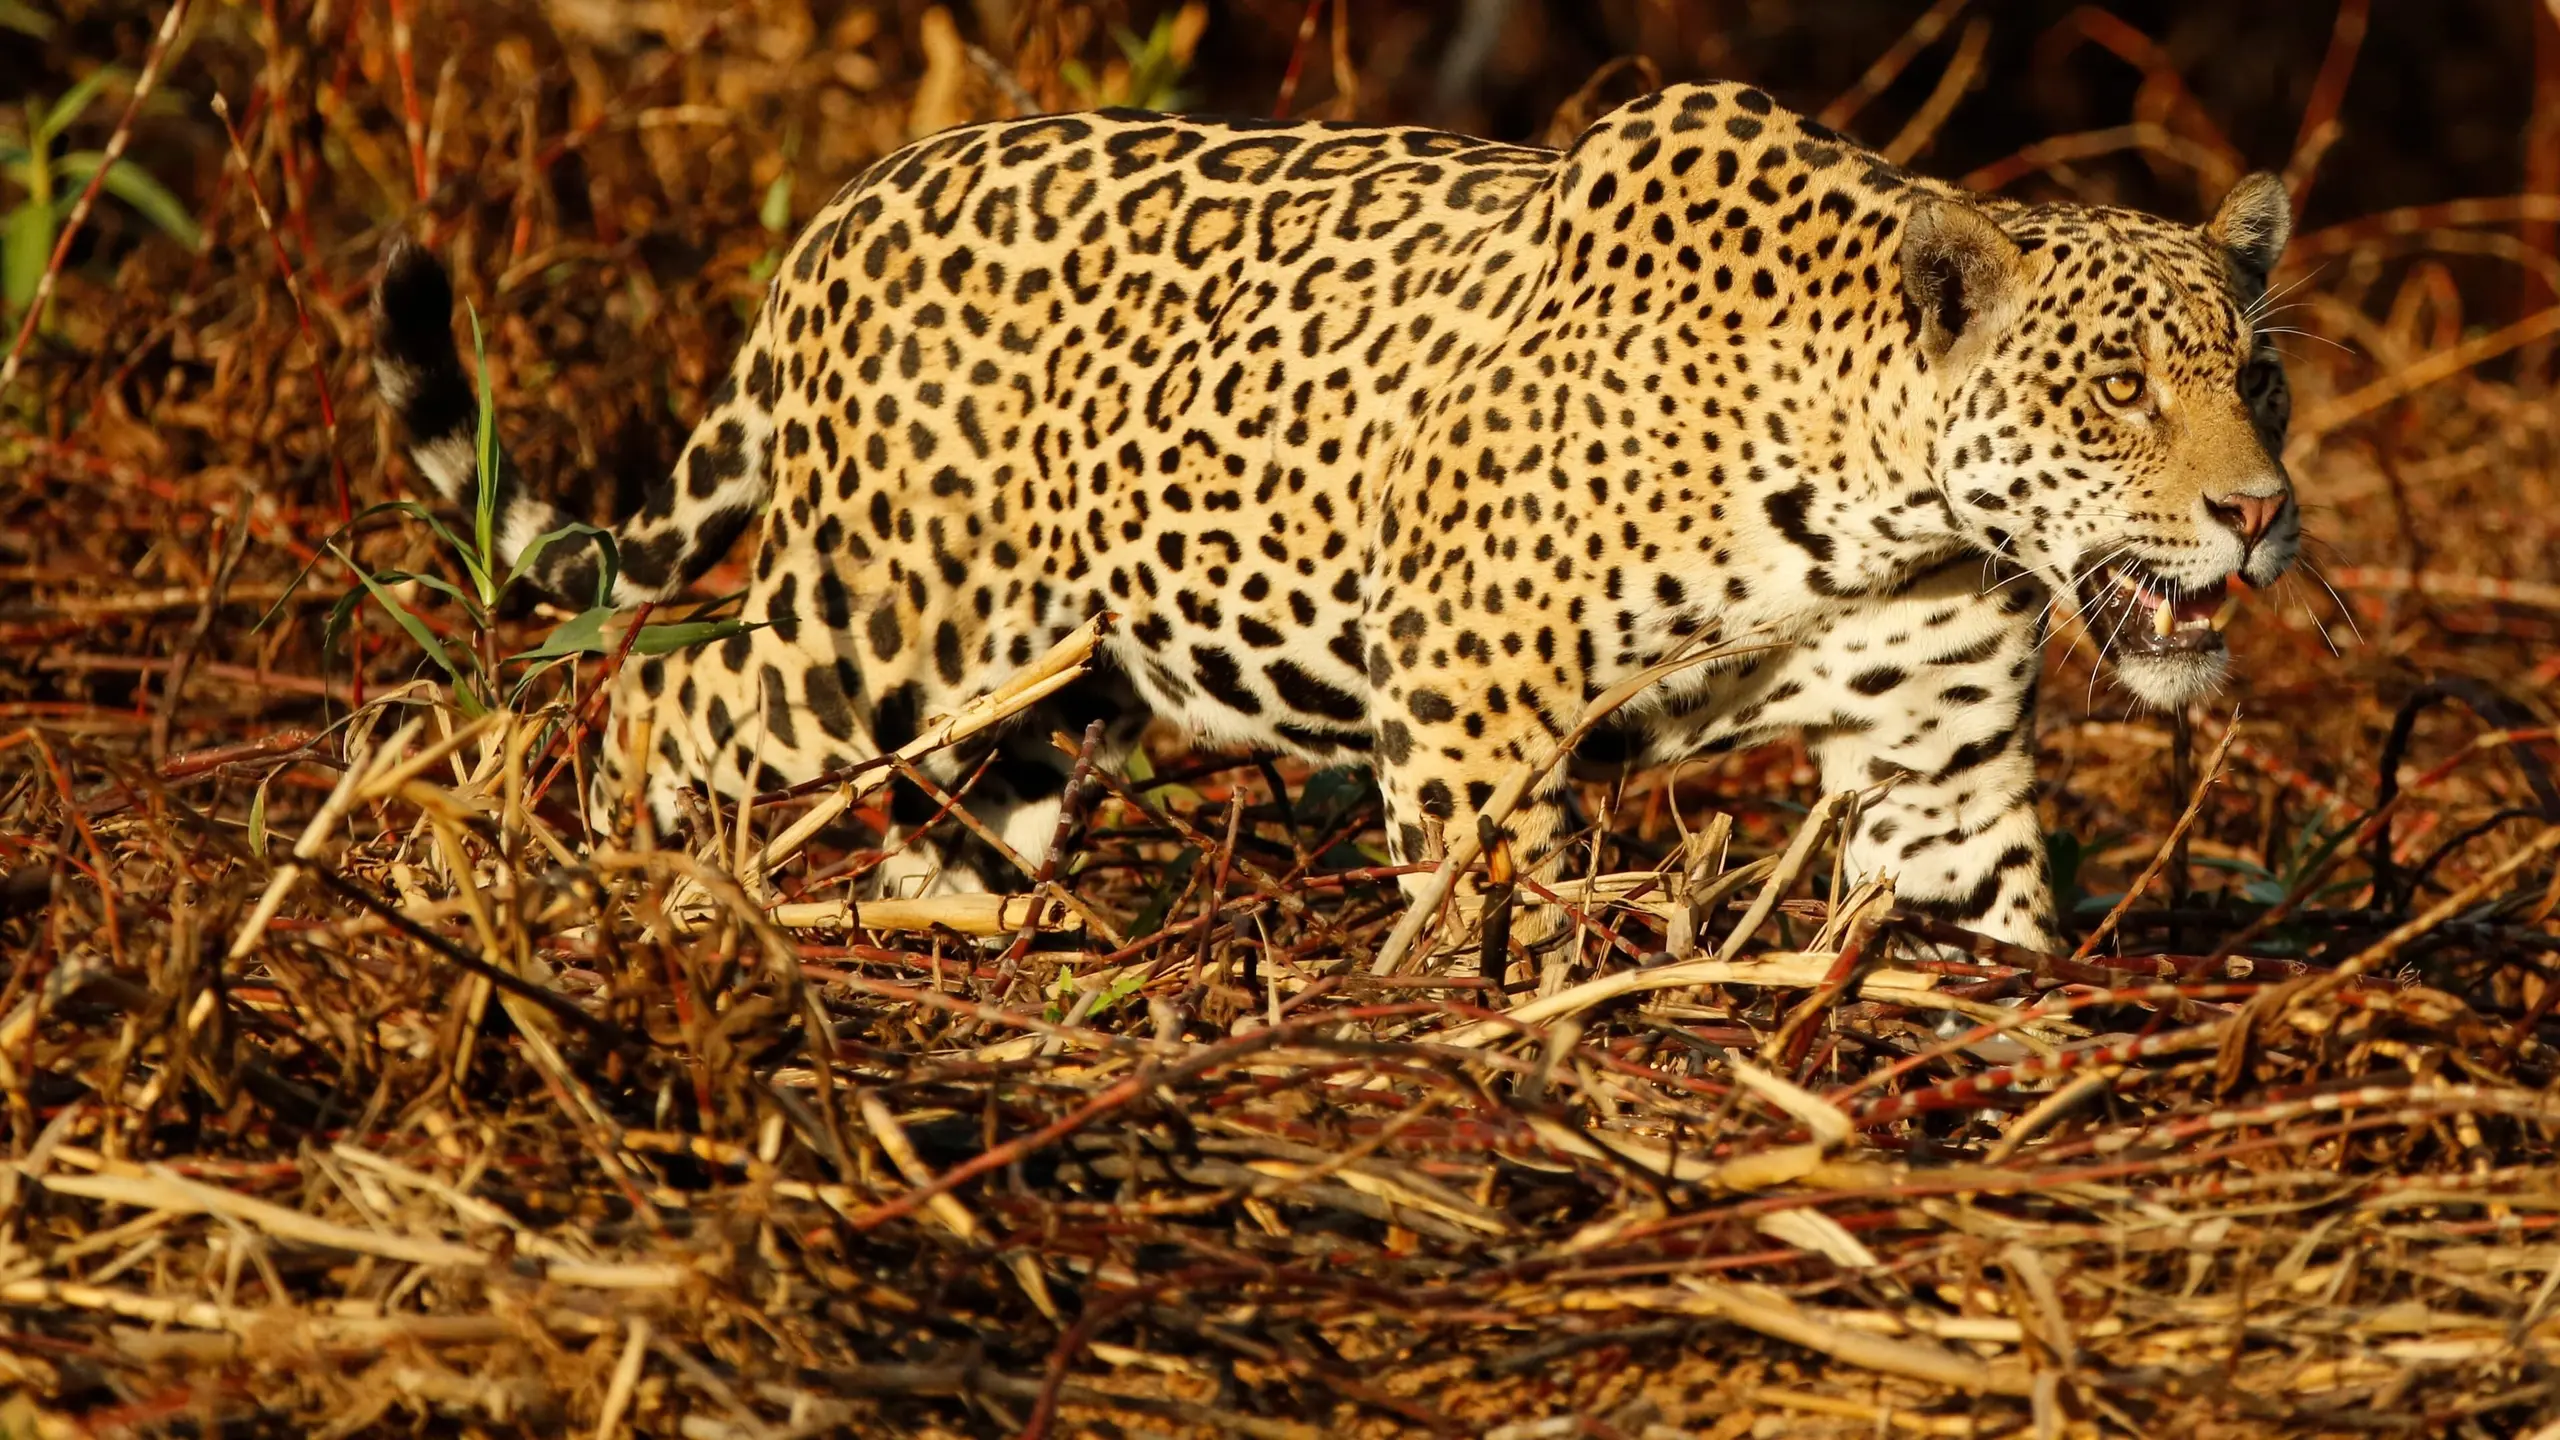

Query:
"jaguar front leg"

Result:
[[1368, 646, 1588, 964], [1375, 716, 1582, 942], [1797, 577, 2064, 953]]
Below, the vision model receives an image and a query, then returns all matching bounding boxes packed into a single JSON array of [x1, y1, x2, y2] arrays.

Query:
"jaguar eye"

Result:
[[2096, 372, 2147, 407]]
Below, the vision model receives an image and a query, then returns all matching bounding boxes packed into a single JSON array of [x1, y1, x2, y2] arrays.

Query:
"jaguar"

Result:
[[374, 80, 2299, 953]]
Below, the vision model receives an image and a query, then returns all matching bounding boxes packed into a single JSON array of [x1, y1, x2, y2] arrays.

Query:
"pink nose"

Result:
[[2207, 490, 2287, 548]]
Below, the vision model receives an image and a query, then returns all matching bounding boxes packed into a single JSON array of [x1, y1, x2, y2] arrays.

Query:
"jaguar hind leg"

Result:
[[882, 667, 1148, 897]]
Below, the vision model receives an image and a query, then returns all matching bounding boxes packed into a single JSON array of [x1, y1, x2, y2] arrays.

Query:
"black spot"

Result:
[[1762, 482, 1834, 562], [1266, 660, 1366, 722], [817, 572, 852, 629], [1417, 779, 1454, 819], [1377, 718, 1414, 764], [1933, 723, 2019, 782], [1190, 645, 1262, 714], [759, 664, 799, 748], [766, 574, 802, 645], [1407, 688, 1456, 724], [867, 603, 903, 660], [873, 682, 923, 751], [1572, 725, 1642, 768], [1848, 666, 1907, 696], [806, 660, 860, 742]]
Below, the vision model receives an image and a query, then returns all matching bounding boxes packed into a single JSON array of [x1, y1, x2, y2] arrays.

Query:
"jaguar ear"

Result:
[[1899, 195, 2028, 371], [2209, 171, 2291, 278]]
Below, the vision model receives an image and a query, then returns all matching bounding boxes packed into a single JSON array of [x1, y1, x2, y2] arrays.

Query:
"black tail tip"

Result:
[[374, 236, 458, 363], [372, 237, 473, 433]]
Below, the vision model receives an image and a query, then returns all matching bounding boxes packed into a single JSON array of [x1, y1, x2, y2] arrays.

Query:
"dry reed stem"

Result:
[[2074, 711, 2238, 960], [724, 617, 1102, 890], [0, 0, 191, 403], [1816, 0, 1972, 131], [1880, 17, 1990, 165]]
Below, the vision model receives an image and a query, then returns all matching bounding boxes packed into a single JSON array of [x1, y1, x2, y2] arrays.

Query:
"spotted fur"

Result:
[[374, 83, 2300, 948]]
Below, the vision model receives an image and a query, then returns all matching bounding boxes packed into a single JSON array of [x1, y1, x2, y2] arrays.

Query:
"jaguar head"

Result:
[[1903, 172, 2298, 708]]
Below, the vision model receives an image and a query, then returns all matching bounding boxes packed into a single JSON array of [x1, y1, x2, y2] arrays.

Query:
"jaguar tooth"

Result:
[[2151, 597, 2175, 636], [2211, 595, 2240, 632]]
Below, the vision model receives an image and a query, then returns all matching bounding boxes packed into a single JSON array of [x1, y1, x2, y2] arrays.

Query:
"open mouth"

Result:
[[2077, 562, 2241, 659]]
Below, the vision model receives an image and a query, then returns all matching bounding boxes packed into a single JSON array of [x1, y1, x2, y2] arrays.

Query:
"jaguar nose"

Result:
[[2204, 483, 2288, 551]]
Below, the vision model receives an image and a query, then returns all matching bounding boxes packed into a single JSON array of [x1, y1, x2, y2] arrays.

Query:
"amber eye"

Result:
[[2095, 372, 2148, 408]]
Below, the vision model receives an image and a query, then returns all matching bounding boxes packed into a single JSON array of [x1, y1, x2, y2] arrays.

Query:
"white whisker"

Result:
[[2294, 556, 2367, 647], [2249, 265, 2325, 324], [2254, 325, 2350, 355]]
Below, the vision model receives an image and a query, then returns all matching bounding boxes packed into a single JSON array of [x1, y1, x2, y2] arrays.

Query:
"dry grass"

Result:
[[8, 2, 2560, 1436]]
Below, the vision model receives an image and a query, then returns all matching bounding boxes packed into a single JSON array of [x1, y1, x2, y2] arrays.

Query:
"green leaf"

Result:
[[2186, 854, 2274, 880], [366, 566, 481, 615], [52, 150, 199, 248], [335, 545, 484, 715], [633, 617, 762, 656], [38, 67, 128, 144], [257, 496, 496, 619], [508, 605, 613, 662], [247, 773, 271, 854], [505, 657, 579, 710], [1295, 765, 1372, 823], [357, 497, 494, 597], [3, 201, 52, 315], [0, 0, 57, 39], [759, 171, 792, 234], [466, 302, 501, 606], [1118, 746, 1198, 808], [505, 520, 617, 604], [1092, 969, 1149, 1014]]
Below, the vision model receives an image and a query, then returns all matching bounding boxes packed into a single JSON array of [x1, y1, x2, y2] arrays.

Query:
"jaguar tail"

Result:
[[371, 238, 776, 607]]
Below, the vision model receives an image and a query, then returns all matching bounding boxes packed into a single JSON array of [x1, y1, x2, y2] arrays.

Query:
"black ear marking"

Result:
[[2209, 172, 2291, 278], [1899, 196, 2027, 364]]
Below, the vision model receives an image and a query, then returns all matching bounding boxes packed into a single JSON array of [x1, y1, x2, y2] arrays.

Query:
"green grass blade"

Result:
[[0, 0, 57, 39], [466, 302, 501, 607], [504, 520, 618, 605], [4, 199, 54, 316], [37, 67, 127, 144], [633, 617, 763, 656], [508, 605, 613, 662], [335, 545, 484, 715], [52, 150, 200, 248]]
